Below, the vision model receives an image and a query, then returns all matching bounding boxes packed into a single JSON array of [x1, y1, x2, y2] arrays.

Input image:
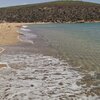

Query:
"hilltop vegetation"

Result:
[[0, 1, 100, 23]]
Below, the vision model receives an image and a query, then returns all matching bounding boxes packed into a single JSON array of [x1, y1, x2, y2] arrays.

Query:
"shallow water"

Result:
[[0, 24, 100, 100], [28, 23, 100, 73], [0, 53, 99, 100]]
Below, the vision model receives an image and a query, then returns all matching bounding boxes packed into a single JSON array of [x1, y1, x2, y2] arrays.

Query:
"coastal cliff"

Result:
[[0, 1, 100, 23]]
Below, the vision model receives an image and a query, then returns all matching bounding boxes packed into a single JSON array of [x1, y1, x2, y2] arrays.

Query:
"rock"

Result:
[[59, 82, 63, 85]]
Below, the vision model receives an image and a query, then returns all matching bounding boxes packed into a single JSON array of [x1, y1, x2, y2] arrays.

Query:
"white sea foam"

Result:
[[17, 35, 34, 44], [20, 28, 31, 32], [0, 54, 99, 100], [0, 47, 5, 54], [22, 25, 28, 28], [17, 29, 37, 44]]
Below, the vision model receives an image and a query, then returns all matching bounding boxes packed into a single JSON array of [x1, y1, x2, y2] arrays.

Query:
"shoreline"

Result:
[[0, 23, 100, 99], [0, 21, 99, 45], [20, 20, 100, 24], [0, 23, 24, 45], [0, 23, 23, 69], [0, 20, 100, 25], [0, 47, 5, 54], [0, 47, 6, 69]]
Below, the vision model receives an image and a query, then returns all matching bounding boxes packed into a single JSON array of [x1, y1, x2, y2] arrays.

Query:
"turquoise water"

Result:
[[29, 23, 100, 72]]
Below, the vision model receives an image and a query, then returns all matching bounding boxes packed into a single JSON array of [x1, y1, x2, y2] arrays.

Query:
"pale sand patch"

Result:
[[0, 23, 24, 45]]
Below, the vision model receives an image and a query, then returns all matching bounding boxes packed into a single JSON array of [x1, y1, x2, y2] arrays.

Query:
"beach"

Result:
[[0, 23, 25, 69], [0, 23, 24, 45], [0, 23, 99, 100], [0, 23, 23, 69]]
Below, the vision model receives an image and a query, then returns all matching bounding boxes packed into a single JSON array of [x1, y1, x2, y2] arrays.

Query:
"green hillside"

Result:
[[0, 0, 100, 23]]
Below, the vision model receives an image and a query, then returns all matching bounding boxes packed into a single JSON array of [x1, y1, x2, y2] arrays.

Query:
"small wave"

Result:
[[22, 25, 28, 28], [0, 47, 5, 54], [0, 54, 99, 100], [20, 28, 31, 32], [18, 32, 36, 44], [17, 26, 37, 44], [17, 35, 34, 44]]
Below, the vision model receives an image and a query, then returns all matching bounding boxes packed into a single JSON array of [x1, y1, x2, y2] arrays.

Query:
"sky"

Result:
[[0, 0, 100, 7]]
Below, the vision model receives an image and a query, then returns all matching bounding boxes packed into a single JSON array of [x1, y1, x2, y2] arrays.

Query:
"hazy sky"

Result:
[[0, 0, 100, 7]]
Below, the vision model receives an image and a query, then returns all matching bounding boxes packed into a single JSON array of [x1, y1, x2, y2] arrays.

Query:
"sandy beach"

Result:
[[0, 23, 24, 69], [0, 23, 22, 69], [0, 23, 24, 45]]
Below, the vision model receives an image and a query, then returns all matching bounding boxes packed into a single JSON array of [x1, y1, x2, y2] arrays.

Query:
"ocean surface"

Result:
[[28, 23, 100, 73]]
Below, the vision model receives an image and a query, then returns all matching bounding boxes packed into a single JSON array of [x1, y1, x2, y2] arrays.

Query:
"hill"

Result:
[[0, 1, 100, 23]]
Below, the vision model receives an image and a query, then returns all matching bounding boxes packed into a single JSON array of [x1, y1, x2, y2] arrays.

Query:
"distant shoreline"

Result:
[[0, 21, 100, 47], [1, 20, 100, 24], [0, 1, 100, 24]]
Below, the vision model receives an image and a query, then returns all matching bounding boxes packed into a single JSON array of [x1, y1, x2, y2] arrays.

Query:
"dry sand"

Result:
[[0, 23, 24, 45]]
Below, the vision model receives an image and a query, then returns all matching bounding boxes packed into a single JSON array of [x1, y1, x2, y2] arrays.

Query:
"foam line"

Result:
[[0, 47, 5, 54], [17, 28, 34, 44], [17, 35, 34, 44], [22, 25, 28, 28], [20, 28, 31, 32]]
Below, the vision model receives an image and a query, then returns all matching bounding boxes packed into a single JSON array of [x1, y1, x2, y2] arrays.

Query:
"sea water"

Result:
[[0, 23, 100, 99], [28, 23, 100, 73]]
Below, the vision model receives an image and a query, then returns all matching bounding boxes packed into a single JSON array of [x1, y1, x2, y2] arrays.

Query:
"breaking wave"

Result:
[[17, 25, 37, 44], [0, 54, 99, 100]]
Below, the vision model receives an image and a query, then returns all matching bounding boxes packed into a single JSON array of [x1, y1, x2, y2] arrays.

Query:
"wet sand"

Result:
[[0, 23, 23, 69], [0, 23, 100, 100]]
